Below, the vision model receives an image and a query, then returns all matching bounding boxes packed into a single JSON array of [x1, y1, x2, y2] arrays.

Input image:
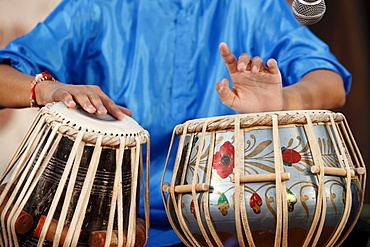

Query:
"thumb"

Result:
[[216, 78, 236, 109]]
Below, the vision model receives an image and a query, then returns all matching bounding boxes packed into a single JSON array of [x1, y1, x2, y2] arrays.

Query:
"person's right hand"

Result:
[[216, 42, 283, 114], [35, 80, 132, 120]]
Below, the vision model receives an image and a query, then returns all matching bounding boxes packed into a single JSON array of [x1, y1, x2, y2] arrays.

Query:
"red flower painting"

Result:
[[281, 147, 301, 166], [250, 192, 263, 214], [213, 141, 235, 179]]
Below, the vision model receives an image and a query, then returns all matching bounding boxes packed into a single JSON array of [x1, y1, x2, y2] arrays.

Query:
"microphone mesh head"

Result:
[[292, 0, 326, 25]]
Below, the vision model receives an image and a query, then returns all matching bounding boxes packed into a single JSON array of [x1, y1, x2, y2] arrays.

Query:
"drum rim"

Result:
[[174, 110, 345, 134]]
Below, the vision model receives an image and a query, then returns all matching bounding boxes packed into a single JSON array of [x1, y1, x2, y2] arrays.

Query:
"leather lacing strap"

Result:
[[191, 120, 212, 246]]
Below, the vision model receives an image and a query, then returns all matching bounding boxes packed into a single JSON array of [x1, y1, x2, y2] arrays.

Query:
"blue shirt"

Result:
[[0, 0, 351, 245]]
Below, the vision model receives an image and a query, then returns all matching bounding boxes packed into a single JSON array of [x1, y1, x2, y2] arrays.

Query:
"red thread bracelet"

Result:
[[30, 71, 55, 108]]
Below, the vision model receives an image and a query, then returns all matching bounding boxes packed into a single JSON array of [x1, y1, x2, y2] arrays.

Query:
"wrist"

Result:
[[282, 86, 305, 111], [30, 71, 56, 108]]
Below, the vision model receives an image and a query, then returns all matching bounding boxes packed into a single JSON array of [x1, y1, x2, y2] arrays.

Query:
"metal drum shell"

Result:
[[161, 110, 366, 247]]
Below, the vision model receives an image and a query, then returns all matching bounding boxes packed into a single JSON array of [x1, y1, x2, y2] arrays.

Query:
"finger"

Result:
[[237, 53, 251, 71], [99, 97, 127, 120], [78, 92, 126, 120], [118, 106, 133, 118], [59, 92, 77, 108], [219, 42, 238, 74], [267, 58, 280, 75], [86, 85, 128, 120], [67, 88, 97, 114], [87, 92, 108, 115], [215, 78, 236, 109], [250, 56, 265, 74]]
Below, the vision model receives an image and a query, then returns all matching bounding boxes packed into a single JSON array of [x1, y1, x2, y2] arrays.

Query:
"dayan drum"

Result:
[[0, 102, 150, 247], [161, 110, 366, 247]]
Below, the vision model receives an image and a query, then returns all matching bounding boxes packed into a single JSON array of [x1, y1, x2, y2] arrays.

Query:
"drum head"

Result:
[[47, 102, 144, 136]]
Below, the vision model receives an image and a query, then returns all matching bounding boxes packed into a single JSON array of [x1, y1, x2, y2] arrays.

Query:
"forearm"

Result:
[[282, 70, 346, 111], [0, 64, 34, 108], [0, 63, 130, 119]]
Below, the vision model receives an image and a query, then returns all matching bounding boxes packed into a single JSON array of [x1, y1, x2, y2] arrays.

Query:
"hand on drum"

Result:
[[35, 80, 132, 120], [216, 42, 284, 113]]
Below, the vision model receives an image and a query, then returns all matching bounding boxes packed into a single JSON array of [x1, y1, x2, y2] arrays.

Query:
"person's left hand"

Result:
[[216, 42, 284, 113]]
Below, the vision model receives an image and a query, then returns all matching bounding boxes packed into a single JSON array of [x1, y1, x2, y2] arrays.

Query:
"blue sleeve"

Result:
[[249, 0, 352, 94], [0, 0, 98, 83], [272, 27, 352, 94]]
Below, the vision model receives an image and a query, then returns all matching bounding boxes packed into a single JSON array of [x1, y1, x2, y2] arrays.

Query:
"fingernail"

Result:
[[65, 100, 76, 108], [86, 105, 96, 113], [237, 62, 246, 71], [217, 85, 225, 94], [116, 112, 124, 120], [97, 107, 107, 115], [252, 65, 258, 73]]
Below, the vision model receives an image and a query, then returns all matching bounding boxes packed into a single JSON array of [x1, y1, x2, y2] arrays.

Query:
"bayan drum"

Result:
[[0, 102, 150, 247], [161, 110, 366, 247]]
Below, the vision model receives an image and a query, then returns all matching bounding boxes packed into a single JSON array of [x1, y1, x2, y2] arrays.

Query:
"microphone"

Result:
[[291, 0, 326, 25]]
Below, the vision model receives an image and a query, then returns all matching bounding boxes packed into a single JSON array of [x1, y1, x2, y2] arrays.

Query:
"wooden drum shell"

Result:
[[0, 102, 150, 247]]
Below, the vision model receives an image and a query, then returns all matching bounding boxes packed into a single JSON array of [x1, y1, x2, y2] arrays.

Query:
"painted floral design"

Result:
[[281, 147, 301, 166], [286, 189, 297, 212], [250, 192, 263, 214], [190, 199, 197, 219], [213, 141, 235, 179], [217, 193, 230, 216]]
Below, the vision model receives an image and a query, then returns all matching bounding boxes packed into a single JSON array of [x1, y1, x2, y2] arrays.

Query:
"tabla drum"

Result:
[[0, 102, 150, 247], [161, 110, 366, 247]]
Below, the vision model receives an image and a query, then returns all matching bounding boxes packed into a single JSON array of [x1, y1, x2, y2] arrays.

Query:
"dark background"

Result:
[[304, 1, 370, 245], [309, 0, 370, 202]]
